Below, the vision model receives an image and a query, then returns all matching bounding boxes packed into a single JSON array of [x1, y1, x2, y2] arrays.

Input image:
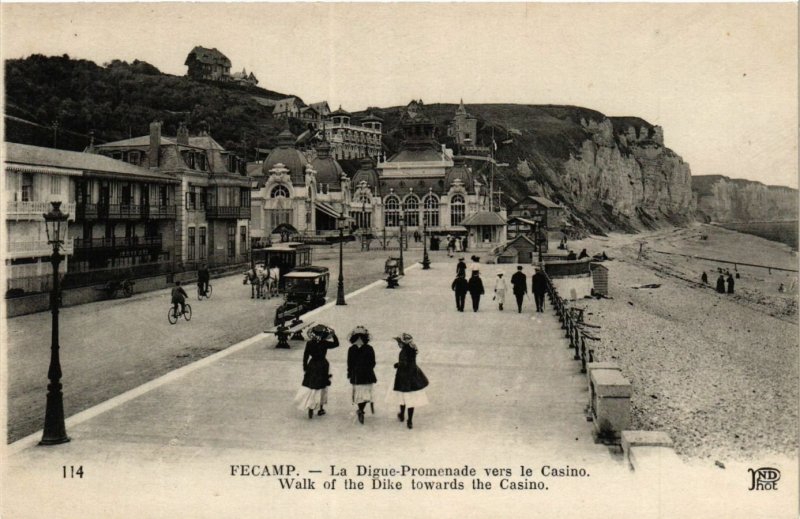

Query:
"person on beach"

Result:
[[701, 271, 708, 284], [726, 273, 735, 294], [296, 325, 340, 419], [716, 274, 726, 294], [388, 333, 429, 430], [511, 266, 528, 313], [347, 326, 376, 425], [578, 248, 589, 259], [451, 272, 468, 312], [456, 256, 467, 278], [531, 266, 548, 313], [566, 250, 577, 260], [493, 272, 507, 311], [467, 271, 485, 312]]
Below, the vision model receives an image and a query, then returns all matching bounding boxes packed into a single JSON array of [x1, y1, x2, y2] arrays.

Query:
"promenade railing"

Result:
[[544, 271, 600, 374]]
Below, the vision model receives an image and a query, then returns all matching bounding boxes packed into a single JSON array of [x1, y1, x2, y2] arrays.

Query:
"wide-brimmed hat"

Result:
[[309, 324, 331, 339], [471, 255, 479, 261], [349, 325, 370, 343], [459, 256, 465, 260], [497, 273, 503, 276], [394, 332, 414, 344]]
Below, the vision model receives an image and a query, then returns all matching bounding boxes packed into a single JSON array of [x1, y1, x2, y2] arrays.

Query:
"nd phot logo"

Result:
[[748, 467, 780, 491]]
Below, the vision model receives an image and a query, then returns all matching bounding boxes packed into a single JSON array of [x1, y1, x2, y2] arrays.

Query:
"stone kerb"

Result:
[[621, 430, 681, 473], [589, 368, 632, 442]]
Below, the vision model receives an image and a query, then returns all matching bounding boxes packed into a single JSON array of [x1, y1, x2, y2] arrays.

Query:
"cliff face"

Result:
[[692, 175, 798, 223], [369, 103, 695, 235]]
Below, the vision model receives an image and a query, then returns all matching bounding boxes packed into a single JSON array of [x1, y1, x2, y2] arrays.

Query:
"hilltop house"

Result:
[[185, 46, 232, 81], [231, 67, 259, 86]]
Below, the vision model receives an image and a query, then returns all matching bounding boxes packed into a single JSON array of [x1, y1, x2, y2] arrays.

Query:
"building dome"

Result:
[[351, 158, 380, 195], [445, 159, 474, 192], [262, 129, 308, 185], [310, 140, 345, 189]]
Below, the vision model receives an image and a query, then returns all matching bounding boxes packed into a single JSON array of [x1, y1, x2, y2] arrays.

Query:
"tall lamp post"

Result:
[[536, 222, 544, 264], [398, 211, 405, 276], [40, 201, 70, 445], [422, 219, 431, 270], [336, 211, 347, 305]]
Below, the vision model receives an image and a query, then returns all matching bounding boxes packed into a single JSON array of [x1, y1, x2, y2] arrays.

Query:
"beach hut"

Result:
[[590, 263, 609, 296]]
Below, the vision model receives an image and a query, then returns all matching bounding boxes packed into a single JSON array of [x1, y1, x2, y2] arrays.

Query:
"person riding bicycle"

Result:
[[171, 281, 188, 316], [197, 263, 210, 296]]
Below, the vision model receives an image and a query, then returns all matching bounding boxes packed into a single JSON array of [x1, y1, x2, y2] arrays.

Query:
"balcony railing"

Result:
[[7, 238, 74, 259], [75, 203, 177, 221], [206, 206, 251, 219], [73, 235, 163, 252], [6, 201, 76, 220]]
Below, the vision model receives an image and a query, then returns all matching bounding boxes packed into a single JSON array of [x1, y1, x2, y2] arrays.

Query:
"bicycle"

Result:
[[167, 303, 192, 324], [197, 282, 213, 300]]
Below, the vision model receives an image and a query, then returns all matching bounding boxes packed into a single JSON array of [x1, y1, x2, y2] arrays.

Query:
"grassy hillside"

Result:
[[4, 54, 297, 159]]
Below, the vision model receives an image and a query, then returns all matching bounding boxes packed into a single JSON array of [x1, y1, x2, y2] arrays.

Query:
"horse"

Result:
[[263, 267, 280, 299], [243, 267, 268, 299]]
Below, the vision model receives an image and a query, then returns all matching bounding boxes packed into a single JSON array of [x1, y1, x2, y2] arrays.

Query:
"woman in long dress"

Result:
[[387, 333, 429, 429], [347, 326, 377, 424], [295, 324, 339, 419]]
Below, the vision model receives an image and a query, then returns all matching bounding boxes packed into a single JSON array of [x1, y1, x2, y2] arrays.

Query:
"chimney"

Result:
[[177, 122, 189, 146], [148, 121, 162, 168]]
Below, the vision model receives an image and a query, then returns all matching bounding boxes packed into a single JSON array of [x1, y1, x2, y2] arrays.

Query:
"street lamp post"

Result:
[[398, 211, 405, 276], [422, 219, 431, 270], [336, 211, 347, 305], [40, 201, 70, 445]]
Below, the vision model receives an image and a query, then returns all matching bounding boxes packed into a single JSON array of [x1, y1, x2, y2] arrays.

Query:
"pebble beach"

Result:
[[567, 224, 798, 462]]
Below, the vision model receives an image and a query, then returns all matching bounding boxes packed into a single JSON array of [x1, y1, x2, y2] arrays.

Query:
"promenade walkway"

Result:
[[4, 262, 628, 518]]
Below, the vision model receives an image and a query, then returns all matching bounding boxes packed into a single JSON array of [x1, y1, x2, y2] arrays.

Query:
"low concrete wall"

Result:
[[6, 264, 246, 318]]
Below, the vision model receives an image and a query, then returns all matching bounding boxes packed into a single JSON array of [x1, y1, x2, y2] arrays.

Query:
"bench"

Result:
[[265, 320, 316, 348]]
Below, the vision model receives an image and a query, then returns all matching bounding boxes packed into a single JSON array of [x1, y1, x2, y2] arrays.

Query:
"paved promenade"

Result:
[[3, 262, 634, 518]]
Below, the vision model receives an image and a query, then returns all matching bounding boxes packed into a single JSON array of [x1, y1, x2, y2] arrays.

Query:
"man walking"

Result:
[[531, 266, 548, 313], [451, 273, 468, 312], [494, 272, 507, 311], [510, 266, 528, 313], [467, 271, 485, 312], [456, 256, 467, 278]]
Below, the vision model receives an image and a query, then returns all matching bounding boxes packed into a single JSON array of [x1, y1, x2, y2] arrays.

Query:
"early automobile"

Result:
[[273, 266, 330, 326]]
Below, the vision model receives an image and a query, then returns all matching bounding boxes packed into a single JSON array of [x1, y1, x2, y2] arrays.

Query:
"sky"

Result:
[[1, 2, 798, 188]]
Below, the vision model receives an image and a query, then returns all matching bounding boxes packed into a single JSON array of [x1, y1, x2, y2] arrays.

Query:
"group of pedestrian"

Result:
[[445, 235, 468, 257], [451, 258, 549, 314], [702, 270, 735, 294], [294, 325, 429, 430]]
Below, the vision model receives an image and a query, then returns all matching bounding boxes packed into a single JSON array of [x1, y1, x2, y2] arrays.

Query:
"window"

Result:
[[403, 195, 419, 227], [121, 184, 132, 205], [21, 174, 33, 202], [384, 195, 400, 227], [199, 227, 207, 260], [50, 175, 61, 195], [186, 191, 197, 210], [271, 185, 289, 198], [111, 151, 123, 161], [197, 154, 206, 171], [451, 194, 465, 226], [128, 151, 140, 165], [188, 227, 196, 261], [227, 222, 236, 260], [159, 185, 169, 206], [423, 194, 439, 227], [240, 189, 251, 207], [356, 191, 371, 204], [240, 225, 248, 253]]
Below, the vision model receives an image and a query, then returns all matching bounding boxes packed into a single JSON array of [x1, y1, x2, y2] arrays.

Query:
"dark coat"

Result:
[[716, 276, 725, 293], [198, 268, 210, 282], [347, 344, 377, 385], [467, 276, 484, 296], [302, 336, 340, 389], [456, 261, 467, 277], [510, 271, 527, 295], [531, 272, 548, 295], [393, 344, 429, 392], [451, 276, 468, 294], [726, 275, 735, 294]]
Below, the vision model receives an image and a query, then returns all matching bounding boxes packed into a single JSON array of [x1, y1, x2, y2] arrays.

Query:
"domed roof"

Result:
[[351, 158, 380, 194], [263, 130, 308, 185], [310, 155, 345, 189], [445, 160, 474, 192]]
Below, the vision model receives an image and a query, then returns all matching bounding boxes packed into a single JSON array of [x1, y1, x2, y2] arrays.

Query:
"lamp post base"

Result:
[[39, 386, 70, 445], [422, 255, 431, 269], [336, 282, 346, 306]]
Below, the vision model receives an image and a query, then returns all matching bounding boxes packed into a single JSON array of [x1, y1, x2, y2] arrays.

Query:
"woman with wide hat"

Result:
[[387, 333, 429, 429], [347, 326, 377, 424], [295, 324, 340, 419]]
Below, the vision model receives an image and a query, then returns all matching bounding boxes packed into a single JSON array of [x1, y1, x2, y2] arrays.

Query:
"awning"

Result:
[[315, 201, 342, 219], [5, 163, 84, 177]]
